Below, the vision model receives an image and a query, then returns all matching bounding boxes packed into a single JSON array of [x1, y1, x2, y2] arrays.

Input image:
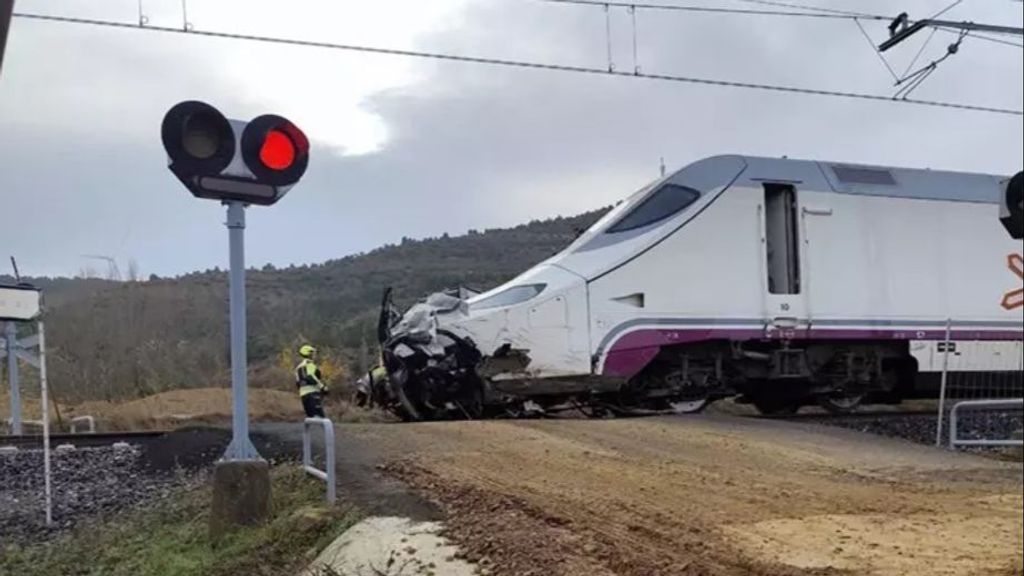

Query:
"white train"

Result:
[[371, 155, 1023, 420]]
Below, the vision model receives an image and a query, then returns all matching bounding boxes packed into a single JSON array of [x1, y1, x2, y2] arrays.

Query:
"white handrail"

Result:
[[70, 415, 96, 434], [302, 417, 336, 503]]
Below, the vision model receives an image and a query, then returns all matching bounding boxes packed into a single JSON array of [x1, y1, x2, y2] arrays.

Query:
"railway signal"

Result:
[[161, 100, 312, 532], [160, 100, 310, 464], [161, 100, 309, 206], [1001, 171, 1023, 240]]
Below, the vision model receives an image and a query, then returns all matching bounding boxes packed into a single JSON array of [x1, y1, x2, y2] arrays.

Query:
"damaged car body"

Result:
[[370, 287, 492, 420], [371, 268, 716, 421]]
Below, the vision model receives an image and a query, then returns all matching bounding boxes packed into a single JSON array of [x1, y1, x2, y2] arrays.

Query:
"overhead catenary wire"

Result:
[[939, 27, 1023, 48], [854, 17, 901, 81], [11, 11, 1023, 116], [902, 26, 939, 78], [883, 0, 971, 96], [542, 0, 887, 20], [964, 32, 1023, 48], [928, 0, 963, 22], [736, 0, 1022, 47], [732, 0, 879, 18], [895, 29, 967, 99]]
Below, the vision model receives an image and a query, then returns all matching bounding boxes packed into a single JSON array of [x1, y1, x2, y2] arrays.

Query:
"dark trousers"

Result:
[[301, 392, 325, 418]]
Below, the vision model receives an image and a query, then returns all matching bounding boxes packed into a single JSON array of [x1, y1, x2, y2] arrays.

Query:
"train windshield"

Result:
[[606, 184, 701, 233], [471, 284, 546, 310]]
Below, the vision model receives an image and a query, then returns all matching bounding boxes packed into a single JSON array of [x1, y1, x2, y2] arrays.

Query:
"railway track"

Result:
[[0, 430, 169, 450], [757, 409, 938, 421]]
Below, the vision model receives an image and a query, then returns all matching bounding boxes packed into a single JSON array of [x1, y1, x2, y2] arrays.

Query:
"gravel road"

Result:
[[330, 415, 1023, 576]]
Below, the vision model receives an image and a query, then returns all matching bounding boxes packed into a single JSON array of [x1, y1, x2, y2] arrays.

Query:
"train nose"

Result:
[[441, 265, 590, 377]]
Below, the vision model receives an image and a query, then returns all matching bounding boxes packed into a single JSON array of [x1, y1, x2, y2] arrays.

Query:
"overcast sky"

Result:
[[1, 0, 1021, 278]]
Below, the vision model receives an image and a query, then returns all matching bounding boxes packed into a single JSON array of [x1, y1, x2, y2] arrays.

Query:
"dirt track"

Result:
[[335, 415, 1023, 576]]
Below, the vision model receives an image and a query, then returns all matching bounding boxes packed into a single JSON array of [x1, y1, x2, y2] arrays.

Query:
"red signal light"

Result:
[[163, 103, 310, 206], [239, 114, 309, 192], [260, 129, 296, 171]]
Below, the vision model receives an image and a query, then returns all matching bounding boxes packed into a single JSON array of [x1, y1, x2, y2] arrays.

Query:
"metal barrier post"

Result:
[[38, 320, 52, 526], [301, 417, 336, 503], [935, 319, 952, 446], [4, 321, 21, 435], [949, 398, 1024, 448]]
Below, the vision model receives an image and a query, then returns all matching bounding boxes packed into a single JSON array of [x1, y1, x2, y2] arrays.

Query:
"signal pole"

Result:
[[160, 100, 310, 536], [223, 201, 260, 460]]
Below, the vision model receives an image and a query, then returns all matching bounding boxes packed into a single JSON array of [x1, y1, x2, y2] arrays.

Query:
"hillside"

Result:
[[2, 209, 608, 403]]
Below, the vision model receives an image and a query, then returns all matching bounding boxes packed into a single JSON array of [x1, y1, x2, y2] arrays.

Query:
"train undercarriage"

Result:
[[359, 291, 920, 421]]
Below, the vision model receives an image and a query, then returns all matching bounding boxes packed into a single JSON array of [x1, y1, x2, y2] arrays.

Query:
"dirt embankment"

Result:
[[3, 387, 387, 432], [71, 388, 303, 430], [352, 417, 1023, 576]]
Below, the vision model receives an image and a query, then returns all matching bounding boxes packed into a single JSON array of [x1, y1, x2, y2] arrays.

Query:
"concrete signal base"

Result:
[[210, 460, 271, 538]]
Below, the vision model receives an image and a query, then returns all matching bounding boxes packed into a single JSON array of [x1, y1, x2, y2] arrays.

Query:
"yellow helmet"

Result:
[[298, 344, 317, 358]]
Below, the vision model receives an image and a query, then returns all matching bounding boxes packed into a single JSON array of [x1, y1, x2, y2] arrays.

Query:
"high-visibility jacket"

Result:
[[369, 365, 388, 388], [295, 359, 327, 397]]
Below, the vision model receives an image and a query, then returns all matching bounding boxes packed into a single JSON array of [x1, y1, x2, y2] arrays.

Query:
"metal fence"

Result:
[[932, 335, 1024, 449], [950, 399, 1024, 448]]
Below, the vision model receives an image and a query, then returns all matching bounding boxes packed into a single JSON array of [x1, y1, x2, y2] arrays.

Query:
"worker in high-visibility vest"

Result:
[[354, 364, 390, 408], [296, 344, 328, 418]]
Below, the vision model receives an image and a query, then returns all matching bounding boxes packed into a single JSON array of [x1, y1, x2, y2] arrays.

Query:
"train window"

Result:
[[606, 184, 700, 233], [764, 184, 801, 294], [831, 165, 896, 186], [472, 284, 547, 310]]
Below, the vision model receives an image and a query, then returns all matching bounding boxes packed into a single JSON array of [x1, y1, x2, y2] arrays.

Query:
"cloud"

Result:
[[1, 0, 1020, 277]]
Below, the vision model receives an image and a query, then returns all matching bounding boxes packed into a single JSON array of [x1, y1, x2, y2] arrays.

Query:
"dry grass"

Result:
[[3, 387, 393, 432], [68, 388, 303, 431], [0, 390, 67, 431]]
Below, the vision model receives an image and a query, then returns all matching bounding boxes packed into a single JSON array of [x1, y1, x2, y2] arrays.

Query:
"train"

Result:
[[364, 155, 1023, 420]]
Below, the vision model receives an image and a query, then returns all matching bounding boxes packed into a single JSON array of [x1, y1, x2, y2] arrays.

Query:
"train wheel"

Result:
[[622, 361, 717, 415], [817, 393, 864, 414]]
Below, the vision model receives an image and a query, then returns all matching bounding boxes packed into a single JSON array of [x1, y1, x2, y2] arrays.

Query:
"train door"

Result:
[[760, 183, 808, 339]]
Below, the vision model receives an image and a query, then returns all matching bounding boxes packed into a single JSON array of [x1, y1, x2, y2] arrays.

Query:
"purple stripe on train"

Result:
[[601, 327, 1024, 379]]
